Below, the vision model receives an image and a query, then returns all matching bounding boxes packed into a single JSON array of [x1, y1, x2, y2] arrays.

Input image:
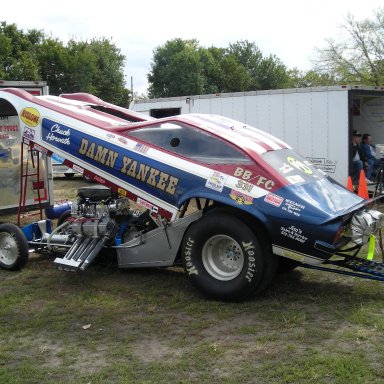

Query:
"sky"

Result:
[[2, 0, 384, 94]]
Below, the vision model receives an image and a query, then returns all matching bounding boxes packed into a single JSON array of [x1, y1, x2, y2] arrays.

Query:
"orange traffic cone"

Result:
[[346, 176, 354, 192], [357, 169, 369, 199]]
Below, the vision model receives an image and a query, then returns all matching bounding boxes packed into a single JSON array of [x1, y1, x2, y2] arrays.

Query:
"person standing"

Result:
[[352, 130, 368, 185], [361, 133, 380, 181]]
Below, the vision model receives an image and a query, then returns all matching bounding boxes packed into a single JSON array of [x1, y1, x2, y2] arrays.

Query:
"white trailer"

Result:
[[131, 86, 384, 185], [0, 80, 53, 216], [0, 80, 49, 96]]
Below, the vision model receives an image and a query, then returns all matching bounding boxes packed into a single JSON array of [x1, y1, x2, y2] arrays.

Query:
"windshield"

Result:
[[263, 148, 363, 214], [262, 148, 326, 185]]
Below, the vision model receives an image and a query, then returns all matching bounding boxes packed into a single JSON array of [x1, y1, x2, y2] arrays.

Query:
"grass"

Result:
[[1, 176, 384, 383]]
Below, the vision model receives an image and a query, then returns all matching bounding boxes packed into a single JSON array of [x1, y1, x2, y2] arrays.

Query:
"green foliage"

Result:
[[227, 40, 290, 90], [0, 21, 43, 80], [148, 38, 206, 98], [0, 21, 130, 106], [314, 8, 384, 86], [36, 37, 69, 93], [148, 38, 292, 98], [286, 68, 337, 88], [4, 8, 384, 104], [148, 9, 384, 97]]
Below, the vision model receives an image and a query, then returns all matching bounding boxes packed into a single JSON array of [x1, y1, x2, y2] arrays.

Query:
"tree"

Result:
[[199, 46, 252, 93], [88, 38, 129, 106], [0, 21, 130, 106], [228, 40, 290, 90], [0, 22, 43, 80], [147, 38, 291, 98], [148, 39, 206, 98], [220, 55, 252, 92], [314, 8, 384, 85], [36, 37, 69, 94], [286, 68, 337, 88]]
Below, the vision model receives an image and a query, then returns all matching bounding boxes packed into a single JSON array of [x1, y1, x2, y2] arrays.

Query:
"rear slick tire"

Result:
[[0, 223, 29, 271], [181, 213, 267, 302]]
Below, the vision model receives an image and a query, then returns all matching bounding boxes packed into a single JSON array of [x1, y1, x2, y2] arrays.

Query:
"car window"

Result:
[[262, 148, 326, 184], [128, 122, 251, 165]]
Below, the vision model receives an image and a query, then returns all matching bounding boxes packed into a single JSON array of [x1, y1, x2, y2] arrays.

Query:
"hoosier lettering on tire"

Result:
[[181, 213, 267, 302]]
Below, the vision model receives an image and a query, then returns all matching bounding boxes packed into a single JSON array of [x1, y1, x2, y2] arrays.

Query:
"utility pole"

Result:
[[130, 76, 134, 105]]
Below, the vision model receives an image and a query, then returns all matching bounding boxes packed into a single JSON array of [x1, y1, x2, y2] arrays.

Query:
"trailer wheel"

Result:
[[181, 213, 266, 302], [0, 223, 29, 271]]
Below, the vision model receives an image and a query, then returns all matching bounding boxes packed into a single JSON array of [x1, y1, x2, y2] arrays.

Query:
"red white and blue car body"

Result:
[[0, 88, 383, 301]]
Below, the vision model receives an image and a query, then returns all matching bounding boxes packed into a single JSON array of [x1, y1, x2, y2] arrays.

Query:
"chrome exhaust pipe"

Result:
[[80, 237, 109, 271], [63, 236, 84, 260]]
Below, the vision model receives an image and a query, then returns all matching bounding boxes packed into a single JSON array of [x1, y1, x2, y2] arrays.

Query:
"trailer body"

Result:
[[131, 86, 384, 185], [0, 81, 52, 215]]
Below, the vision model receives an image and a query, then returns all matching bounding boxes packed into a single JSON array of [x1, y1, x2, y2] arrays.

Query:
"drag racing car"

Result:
[[0, 88, 383, 301]]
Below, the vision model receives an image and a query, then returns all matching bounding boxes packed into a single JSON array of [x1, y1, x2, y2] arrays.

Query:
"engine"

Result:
[[68, 185, 127, 238], [49, 185, 158, 271]]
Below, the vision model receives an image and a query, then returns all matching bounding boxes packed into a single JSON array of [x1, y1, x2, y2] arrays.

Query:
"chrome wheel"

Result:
[[0, 232, 18, 267], [202, 234, 244, 281]]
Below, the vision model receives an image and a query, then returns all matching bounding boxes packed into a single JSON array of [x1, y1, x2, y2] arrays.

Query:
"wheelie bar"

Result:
[[302, 257, 384, 282], [342, 258, 384, 278]]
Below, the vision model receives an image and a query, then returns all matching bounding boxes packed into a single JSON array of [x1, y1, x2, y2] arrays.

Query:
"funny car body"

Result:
[[0, 88, 383, 301]]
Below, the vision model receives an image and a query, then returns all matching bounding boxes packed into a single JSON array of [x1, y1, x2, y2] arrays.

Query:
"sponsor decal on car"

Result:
[[279, 163, 294, 174], [205, 170, 227, 192], [264, 193, 284, 207], [134, 142, 150, 154], [137, 197, 159, 213], [20, 107, 40, 127], [94, 175, 105, 184], [235, 179, 254, 193], [23, 127, 35, 140], [233, 167, 275, 190], [280, 225, 307, 243], [118, 136, 127, 145], [45, 123, 71, 145], [229, 190, 253, 205], [233, 167, 253, 180], [118, 187, 127, 197], [72, 164, 84, 174], [287, 156, 313, 175], [281, 199, 305, 217], [280, 248, 306, 263]]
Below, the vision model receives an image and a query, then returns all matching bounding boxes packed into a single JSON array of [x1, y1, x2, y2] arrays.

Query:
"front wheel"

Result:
[[0, 223, 29, 271], [181, 213, 267, 301]]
